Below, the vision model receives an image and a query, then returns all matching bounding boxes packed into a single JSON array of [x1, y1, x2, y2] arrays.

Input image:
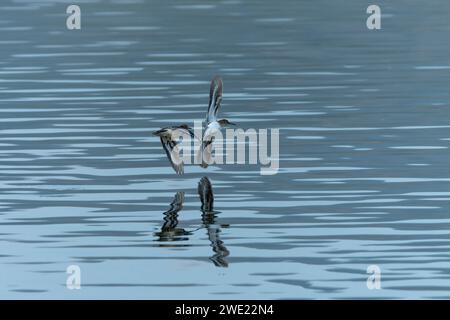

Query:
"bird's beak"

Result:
[[229, 122, 236, 126]]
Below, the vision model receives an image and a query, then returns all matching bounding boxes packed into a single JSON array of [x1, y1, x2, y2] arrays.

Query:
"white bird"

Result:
[[197, 76, 235, 168]]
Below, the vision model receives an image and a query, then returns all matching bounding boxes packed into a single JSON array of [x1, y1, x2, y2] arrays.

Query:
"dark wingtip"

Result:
[[210, 75, 223, 92]]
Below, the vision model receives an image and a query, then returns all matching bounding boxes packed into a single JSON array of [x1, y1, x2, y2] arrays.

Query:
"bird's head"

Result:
[[218, 119, 236, 127], [152, 128, 166, 136]]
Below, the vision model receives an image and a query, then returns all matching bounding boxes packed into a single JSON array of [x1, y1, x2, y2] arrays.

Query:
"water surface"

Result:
[[1, 0, 450, 299]]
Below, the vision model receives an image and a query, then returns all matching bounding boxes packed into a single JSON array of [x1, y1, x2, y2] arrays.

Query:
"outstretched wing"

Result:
[[206, 76, 223, 123], [160, 136, 184, 175], [174, 126, 199, 141]]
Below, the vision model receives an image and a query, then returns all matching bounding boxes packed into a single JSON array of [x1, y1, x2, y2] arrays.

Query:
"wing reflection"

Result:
[[198, 177, 230, 268]]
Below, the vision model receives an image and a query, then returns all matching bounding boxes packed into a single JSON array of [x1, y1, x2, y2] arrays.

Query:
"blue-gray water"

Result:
[[1, 0, 450, 299]]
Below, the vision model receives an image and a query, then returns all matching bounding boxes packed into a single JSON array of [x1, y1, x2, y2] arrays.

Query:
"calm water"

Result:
[[1, 0, 450, 299]]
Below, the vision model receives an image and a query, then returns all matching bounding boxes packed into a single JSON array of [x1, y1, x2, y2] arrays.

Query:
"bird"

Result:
[[197, 76, 235, 168], [152, 124, 195, 174], [153, 76, 234, 174]]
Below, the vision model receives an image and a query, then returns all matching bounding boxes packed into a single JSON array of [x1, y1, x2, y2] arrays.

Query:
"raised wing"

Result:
[[160, 136, 184, 175], [174, 126, 198, 141], [206, 76, 223, 123]]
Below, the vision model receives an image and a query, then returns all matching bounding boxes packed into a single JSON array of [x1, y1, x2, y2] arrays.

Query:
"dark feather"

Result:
[[198, 176, 214, 213], [160, 136, 184, 175], [206, 76, 223, 123]]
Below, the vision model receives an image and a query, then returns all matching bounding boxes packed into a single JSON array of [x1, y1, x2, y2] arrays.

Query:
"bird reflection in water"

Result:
[[154, 177, 230, 267], [198, 176, 230, 268], [154, 192, 191, 243]]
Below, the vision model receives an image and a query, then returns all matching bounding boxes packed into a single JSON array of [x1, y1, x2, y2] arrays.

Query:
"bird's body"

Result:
[[203, 121, 221, 145]]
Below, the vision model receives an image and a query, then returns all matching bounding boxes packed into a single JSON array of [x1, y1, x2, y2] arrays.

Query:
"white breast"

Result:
[[204, 122, 220, 140]]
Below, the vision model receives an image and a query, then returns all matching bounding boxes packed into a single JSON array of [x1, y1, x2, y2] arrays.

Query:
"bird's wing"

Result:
[[160, 136, 184, 175], [206, 76, 223, 123], [174, 127, 199, 141]]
